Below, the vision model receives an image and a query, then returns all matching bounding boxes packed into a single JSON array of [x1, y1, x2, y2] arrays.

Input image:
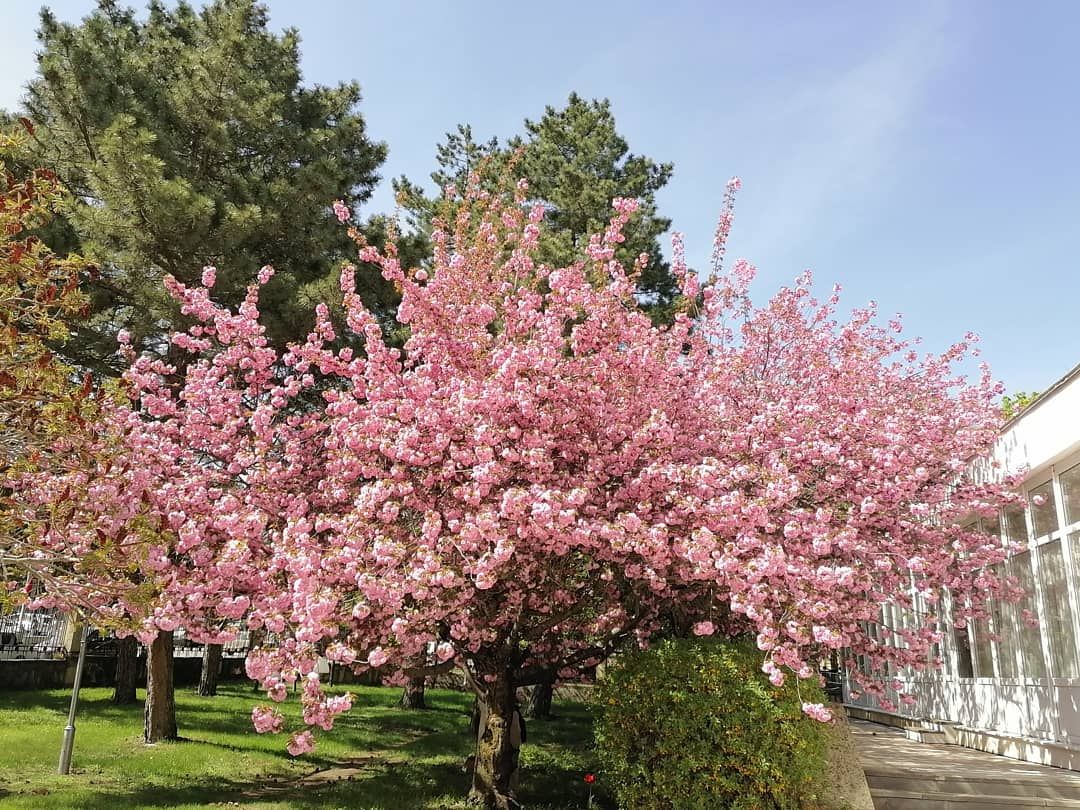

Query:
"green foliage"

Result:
[[594, 637, 829, 810], [18, 0, 388, 373], [396, 93, 680, 323], [1002, 390, 1040, 420], [0, 127, 100, 604], [513, 94, 677, 315]]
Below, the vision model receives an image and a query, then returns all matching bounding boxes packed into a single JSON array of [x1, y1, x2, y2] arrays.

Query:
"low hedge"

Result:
[[593, 637, 829, 810]]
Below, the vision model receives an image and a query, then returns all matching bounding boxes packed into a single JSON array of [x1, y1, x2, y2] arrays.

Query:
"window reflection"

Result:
[[1012, 550, 1047, 678], [973, 616, 994, 677], [1060, 464, 1080, 527], [1040, 539, 1078, 678], [1004, 505, 1028, 545], [990, 563, 1020, 678], [1030, 481, 1058, 538]]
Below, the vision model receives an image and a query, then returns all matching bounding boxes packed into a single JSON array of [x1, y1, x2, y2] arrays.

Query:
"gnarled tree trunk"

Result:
[[144, 630, 178, 743], [198, 642, 223, 697], [524, 674, 554, 720], [469, 669, 524, 809], [111, 635, 138, 705], [469, 694, 482, 736], [399, 674, 427, 709]]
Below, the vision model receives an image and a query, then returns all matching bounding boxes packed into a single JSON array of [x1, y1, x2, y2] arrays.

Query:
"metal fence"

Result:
[[0, 607, 272, 661], [0, 605, 70, 659], [173, 626, 259, 657]]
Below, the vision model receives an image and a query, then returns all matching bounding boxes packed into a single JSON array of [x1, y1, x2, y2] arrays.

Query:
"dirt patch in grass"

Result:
[[237, 729, 424, 801]]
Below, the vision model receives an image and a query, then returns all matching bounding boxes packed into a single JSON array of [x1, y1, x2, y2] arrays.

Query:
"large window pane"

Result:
[[1004, 505, 1028, 544], [1061, 464, 1080, 527], [1069, 531, 1080, 584], [1040, 539, 1079, 677], [973, 616, 994, 677], [1030, 481, 1059, 538], [991, 563, 1020, 678], [954, 626, 974, 678], [1012, 551, 1047, 678]]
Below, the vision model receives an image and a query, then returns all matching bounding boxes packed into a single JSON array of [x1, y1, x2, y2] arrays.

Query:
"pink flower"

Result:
[[268, 680, 287, 702], [155, 615, 179, 633], [802, 702, 833, 723], [367, 647, 389, 668], [287, 730, 315, 756], [811, 625, 841, 646], [692, 621, 716, 636], [201, 266, 217, 288], [251, 705, 283, 734], [1032, 494, 1047, 507], [332, 201, 351, 223], [116, 329, 131, 345]]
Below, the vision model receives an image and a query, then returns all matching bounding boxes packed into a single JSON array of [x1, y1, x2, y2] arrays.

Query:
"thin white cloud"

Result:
[[737, 3, 954, 262]]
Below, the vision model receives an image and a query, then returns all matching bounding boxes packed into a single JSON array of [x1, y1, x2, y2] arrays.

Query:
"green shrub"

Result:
[[593, 637, 829, 810]]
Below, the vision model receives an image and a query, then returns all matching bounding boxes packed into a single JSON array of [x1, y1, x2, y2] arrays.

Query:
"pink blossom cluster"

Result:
[[19, 175, 1020, 744], [801, 702, 833, 723]]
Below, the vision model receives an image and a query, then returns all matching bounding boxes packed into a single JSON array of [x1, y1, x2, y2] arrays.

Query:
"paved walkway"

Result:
[[851, 720, 1080, 808]]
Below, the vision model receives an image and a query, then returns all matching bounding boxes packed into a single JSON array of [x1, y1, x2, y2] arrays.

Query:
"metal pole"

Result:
[[58, 622, 89, 775]]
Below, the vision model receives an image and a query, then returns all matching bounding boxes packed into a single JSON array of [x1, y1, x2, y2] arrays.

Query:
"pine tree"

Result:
[[18, 0, 388, 373], [396, 94, 679, 321]]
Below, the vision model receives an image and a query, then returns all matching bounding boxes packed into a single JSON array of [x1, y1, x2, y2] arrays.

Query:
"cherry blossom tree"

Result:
[[25, 176, 1018, 807]]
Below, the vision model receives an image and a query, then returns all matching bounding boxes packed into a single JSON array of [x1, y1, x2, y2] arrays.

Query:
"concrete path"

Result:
[[851, 719, 1080, 809]]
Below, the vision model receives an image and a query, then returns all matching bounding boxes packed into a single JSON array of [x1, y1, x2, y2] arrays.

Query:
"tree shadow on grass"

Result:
[[0, 689, 152, 732], [16, 775, 278, 810], [244, 757, 473, 810], [153, 734, 303, 769], [0, 689, 133, 717], [0, 691, 70, 713], [5, 728, 601, 810], [1, 689, 598, 808]]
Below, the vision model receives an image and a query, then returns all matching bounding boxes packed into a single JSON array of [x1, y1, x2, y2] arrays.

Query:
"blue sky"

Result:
[[2, 1, 1078, 394]]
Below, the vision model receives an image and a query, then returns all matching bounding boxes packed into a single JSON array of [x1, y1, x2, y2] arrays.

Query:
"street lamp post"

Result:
[[58, 622, 90, 775]]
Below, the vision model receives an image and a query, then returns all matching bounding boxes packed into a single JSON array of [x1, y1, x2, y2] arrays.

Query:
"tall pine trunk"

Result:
[[399, 674, 427, 709], [144, 630, 178, 743], [111, 635, 138, 705], [469, 669, 524, 809], [198, 643, 223, 697], [524, 675, 554, 720]]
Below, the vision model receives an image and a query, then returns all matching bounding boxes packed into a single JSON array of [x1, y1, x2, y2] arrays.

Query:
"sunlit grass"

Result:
[[0, 683, 599, 809]]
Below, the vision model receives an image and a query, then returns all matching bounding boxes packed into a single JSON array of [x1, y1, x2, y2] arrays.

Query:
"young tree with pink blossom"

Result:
[[26, 176, 1018, 807]]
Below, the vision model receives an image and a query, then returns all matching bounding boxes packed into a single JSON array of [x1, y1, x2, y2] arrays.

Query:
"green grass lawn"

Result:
[[0, 683, 600, 809]]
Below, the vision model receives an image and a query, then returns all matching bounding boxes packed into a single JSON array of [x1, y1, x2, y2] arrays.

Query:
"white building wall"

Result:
[[995, 368, 1080, 475]]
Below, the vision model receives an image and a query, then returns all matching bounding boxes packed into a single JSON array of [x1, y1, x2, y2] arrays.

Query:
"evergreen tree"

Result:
[[396, 94, 679, 321], [18, 0, 388, 373]]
